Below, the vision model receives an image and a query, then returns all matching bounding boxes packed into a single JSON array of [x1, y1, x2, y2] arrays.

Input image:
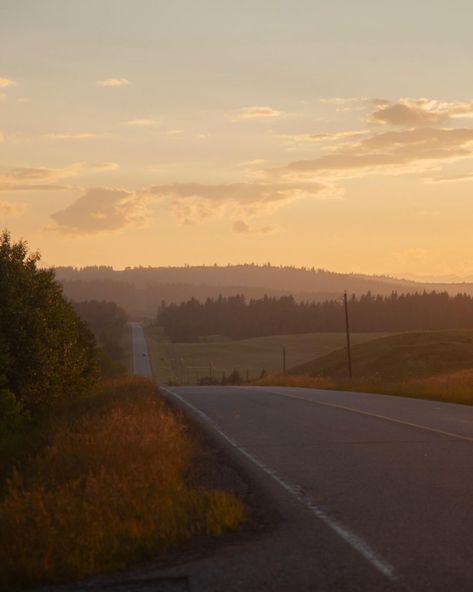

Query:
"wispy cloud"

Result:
[[149, 181, 329, 223], [0, 78, 15, 88], [424, 172, 473, 184], [237, 106, 284, 120], [0, 162, 118, 191], [44, 132, 97, 140], [272, 127, 473, 180], [370, 97, 473, 126], [320, 97, 368, 112], [282, 130, 370, 143], [51, 187, 147, 234], [232, 219, 277, 234], [0, 200, 25, 216], [126, 118, 159, 126], [97, 78, 130, 87]]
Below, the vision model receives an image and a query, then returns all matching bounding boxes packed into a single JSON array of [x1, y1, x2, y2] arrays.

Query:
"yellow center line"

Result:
[[247, 388, 473, 443]]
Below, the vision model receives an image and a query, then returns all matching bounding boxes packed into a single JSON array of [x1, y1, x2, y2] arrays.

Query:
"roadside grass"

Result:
[[145, 327, 391, 385], [0, 376, 245, 589], [256, 371, 473, 405]]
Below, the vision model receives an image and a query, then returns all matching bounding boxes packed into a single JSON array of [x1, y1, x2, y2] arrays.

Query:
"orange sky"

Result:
[[2, 1, 473, 280]]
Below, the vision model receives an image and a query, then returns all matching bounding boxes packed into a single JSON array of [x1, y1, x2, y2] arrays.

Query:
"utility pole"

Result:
[[282, 345, 286, 375], [344, 291, 353, 379], [209, 361, 213, 380]]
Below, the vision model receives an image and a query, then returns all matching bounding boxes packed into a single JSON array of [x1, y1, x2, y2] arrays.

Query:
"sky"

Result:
[[2, 0, 473, 279]]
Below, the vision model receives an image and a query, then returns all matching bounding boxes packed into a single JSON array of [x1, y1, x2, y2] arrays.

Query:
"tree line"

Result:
[[157, 292, 473, 342]]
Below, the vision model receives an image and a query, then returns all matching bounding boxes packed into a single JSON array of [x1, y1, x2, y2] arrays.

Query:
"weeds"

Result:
[[0, 377, 245, 588], [257, 370, 473, 405]]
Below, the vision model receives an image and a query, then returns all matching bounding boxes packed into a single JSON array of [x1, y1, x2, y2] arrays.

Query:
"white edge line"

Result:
[[161, 387, 398, 582], [248, 387, 473, 443]]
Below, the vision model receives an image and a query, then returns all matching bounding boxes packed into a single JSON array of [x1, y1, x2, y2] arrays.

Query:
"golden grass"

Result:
[[0, 377, 245, 588], [257, 369, 473, 405]]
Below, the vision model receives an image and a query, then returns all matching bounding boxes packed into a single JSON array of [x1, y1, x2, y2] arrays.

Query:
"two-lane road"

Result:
[[163, 384, 473, 591]]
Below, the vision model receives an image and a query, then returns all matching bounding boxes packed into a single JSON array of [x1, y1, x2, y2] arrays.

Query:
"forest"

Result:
[[156, 292, 473, 341]]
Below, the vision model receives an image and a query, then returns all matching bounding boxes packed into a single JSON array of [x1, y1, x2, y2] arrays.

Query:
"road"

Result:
[[130, 322, 153, 378], [160, 385, 473, 591]]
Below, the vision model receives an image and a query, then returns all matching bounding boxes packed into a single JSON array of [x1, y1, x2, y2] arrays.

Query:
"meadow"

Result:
[[260, 330, 473, 405], [145, 328, 390, 384]]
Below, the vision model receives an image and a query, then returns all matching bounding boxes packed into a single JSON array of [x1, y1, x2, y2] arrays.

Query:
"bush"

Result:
[[0, 377, 245, 587]]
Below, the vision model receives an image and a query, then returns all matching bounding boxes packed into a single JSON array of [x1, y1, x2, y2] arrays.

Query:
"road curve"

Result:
[[162, 384, 473, 592]]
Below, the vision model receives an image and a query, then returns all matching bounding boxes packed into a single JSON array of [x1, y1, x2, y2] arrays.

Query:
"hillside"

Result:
[[145, 329, 389, 385], [55, 264, 473, 318], [288, 331, 473, 382]]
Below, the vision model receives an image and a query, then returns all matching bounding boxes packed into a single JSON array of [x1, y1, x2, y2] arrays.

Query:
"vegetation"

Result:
[[257, 330, 473, 405], [0, 231, 97, 414], [72, 300, 130, 376], [145, 327, 388, 384], [157, 292, 473, 342], [289, 330, 473, 382], [0, 377, 245, 588]]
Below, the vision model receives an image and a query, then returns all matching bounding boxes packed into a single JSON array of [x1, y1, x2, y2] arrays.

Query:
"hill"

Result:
[[54, 264, 473, 318], [288, 331, 473, 383]]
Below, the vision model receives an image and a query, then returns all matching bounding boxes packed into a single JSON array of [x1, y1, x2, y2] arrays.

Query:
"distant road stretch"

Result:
[[130, 322, 153, 379]]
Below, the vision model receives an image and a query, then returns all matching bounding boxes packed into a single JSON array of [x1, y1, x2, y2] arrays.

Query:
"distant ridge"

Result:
[[54, 264, 473, 318]]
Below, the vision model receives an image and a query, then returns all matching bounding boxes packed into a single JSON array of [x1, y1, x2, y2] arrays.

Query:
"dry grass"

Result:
[[257, 369, 473, 405], [0, 377, 245, 588]]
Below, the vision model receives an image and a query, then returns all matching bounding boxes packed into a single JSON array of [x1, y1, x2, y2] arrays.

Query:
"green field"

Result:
[[289, 330, 473, 382], [144, 327, 390, 384]]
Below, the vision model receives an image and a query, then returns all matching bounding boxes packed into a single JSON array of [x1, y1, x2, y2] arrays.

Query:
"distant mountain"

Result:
[[54, 264, 473, 318]]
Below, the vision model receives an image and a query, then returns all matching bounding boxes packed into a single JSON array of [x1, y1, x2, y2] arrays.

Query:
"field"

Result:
[[145, 327, 390, 384], [258, 330, 473, 405]]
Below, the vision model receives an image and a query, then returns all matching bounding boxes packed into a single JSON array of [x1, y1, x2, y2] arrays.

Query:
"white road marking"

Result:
[[251, 388, 473, 443], [161, 387, 398, 582]]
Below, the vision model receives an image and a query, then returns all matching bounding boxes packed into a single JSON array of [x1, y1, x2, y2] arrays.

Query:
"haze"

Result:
[[2, 0, 473, 279]]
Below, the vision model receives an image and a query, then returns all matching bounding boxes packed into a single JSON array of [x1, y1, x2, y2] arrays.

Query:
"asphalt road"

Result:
[[130, 322, 153, 379], [161, 384, 473, 592]]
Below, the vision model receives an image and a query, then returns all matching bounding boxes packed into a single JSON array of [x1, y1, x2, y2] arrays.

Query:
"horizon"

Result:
[[3, 1, 473, 278]]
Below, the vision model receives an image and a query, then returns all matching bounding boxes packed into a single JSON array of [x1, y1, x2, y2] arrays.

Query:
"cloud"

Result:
[[282, 130, 370, 143], [44, 132, 97, 140], [370, 98, 473, 126], [233, 220, 250, 233], [149, 181, 328, 223], [0, 78, 15, 88], [320, 97, 368, 112], [237, 106, 284, 120], [0, 200, 25, 216], [51, 187, 147, 234], [126, 118, 159, 126], [424, 172, 473, 184], [232, 219, 277, 234], [273, 127, 473, 180], [0, 162, 118, 191], [97, 78, 130, 87]]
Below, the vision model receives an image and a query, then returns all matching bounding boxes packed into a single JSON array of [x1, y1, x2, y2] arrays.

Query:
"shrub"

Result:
[[0, 377, 245, 587]]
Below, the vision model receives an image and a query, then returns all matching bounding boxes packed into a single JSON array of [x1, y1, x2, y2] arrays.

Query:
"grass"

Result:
[[145, 327, 390, 384], [288, 330, 473, 382], [258, 330, 473, 405], [0, 377, 245, 588]]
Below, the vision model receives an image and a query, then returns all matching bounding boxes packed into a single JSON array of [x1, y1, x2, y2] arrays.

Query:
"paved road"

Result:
[[130, 322, 153, 378], [160, 384, 473, 592]]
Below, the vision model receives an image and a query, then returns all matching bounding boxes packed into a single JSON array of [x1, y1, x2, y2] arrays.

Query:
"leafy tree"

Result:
[[0, 231, 97, 411]]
